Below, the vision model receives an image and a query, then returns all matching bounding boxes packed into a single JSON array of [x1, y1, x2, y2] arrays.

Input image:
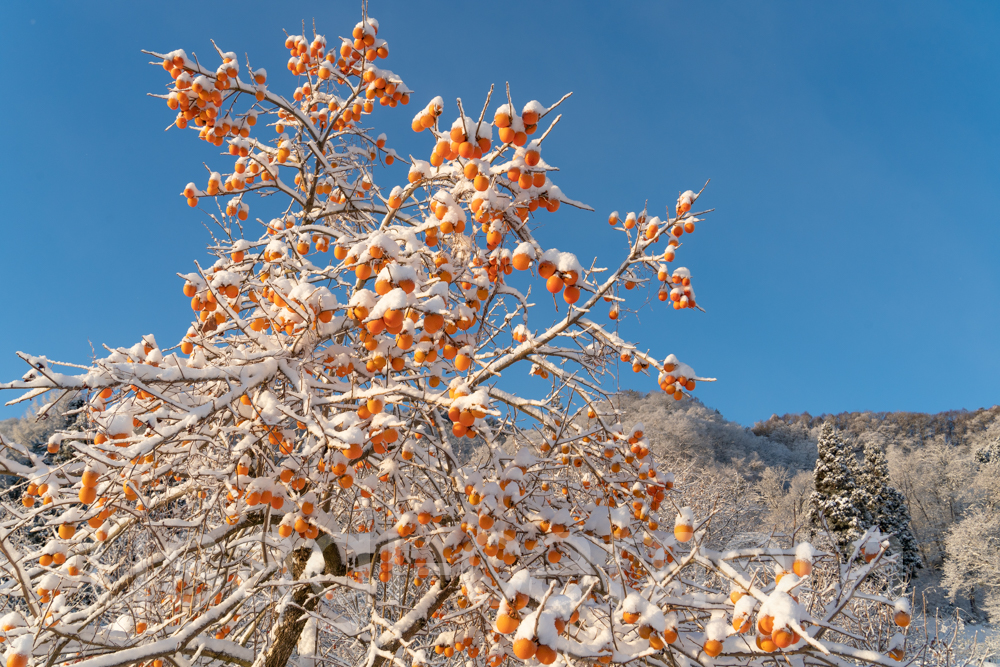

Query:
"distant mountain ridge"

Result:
[[611, 390, 1000, 475], [754, 405, 1000, 448]]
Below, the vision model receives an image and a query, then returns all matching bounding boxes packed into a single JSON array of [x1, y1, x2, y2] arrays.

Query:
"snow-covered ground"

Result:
[[910, 569, 998, 661]]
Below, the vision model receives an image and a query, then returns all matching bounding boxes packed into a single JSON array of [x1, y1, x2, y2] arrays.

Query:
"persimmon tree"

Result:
[[1, 12, 923, 667]]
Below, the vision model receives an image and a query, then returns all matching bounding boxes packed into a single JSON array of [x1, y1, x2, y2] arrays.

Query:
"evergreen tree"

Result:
[[810, 423, 868, 552], [846, 444, 875, 525], [859, 439, 922, 575], [11, 393, 86, 458], [0, 393, 85, 493], [974, 434, 1000, 465]]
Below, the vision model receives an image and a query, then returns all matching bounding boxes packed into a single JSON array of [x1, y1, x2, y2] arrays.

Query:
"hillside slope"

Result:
[[613, 391, 1000, 633]]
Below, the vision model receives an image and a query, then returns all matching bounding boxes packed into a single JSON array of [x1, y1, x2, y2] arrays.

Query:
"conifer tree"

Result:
[[846, 442, 875, 525], [860, 439, 922, 575], [974, 434, 1000, 465], [810, 423, 868, 552]]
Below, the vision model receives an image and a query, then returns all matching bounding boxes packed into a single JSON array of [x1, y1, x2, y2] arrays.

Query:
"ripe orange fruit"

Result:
[[757, 634, 776, 653], [703, 639, 722, 657], [423, 313, 444, 333], [513, 638, 537, 661], [792, 559, 812, 576], [534, 645, 557, 665], [495, 613, 519, 634], [80, 470, 101, 486], [773, 629, 796, 649]]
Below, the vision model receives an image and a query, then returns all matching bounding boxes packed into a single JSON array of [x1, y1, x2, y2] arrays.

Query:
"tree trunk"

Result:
[[263, 548, 319, 667], [260, 537, 349, 667]]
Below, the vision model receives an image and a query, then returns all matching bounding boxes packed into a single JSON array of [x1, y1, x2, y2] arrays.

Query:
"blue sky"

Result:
[[1, 1, 997, 425]]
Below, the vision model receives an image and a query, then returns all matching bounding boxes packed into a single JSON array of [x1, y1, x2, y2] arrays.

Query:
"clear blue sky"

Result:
[[1, 1, 998, 425]]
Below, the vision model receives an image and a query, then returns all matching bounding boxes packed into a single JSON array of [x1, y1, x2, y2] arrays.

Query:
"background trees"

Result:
[[858, 436, 921, 575], [941, 436, 1000, 622], [943, 508, 1000, 620], [605, 397, 997, 632], [809, 423, 870, 551]]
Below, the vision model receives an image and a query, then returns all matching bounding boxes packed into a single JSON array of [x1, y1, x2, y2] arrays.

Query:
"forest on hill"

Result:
[[613, 392, 1000, 626]]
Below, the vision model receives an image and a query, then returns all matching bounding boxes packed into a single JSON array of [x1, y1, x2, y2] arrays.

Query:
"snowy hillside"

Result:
[[609, 391, 1000, 651]]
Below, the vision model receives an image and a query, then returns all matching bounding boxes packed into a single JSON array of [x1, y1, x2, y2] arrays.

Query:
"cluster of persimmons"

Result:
[[0, 13, 914, 667]]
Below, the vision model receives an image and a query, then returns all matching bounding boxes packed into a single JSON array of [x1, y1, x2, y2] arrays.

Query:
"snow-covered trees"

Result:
[[942, 438, 1000, 621], [809, 425, 920, 573], [753, 467, 813, 531], [809, 423, 869, 551], [858, 438, 921, 574], [942, 507, 1000, 620], [0, 395, 85, 461], [0, 13, 923, 667]]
